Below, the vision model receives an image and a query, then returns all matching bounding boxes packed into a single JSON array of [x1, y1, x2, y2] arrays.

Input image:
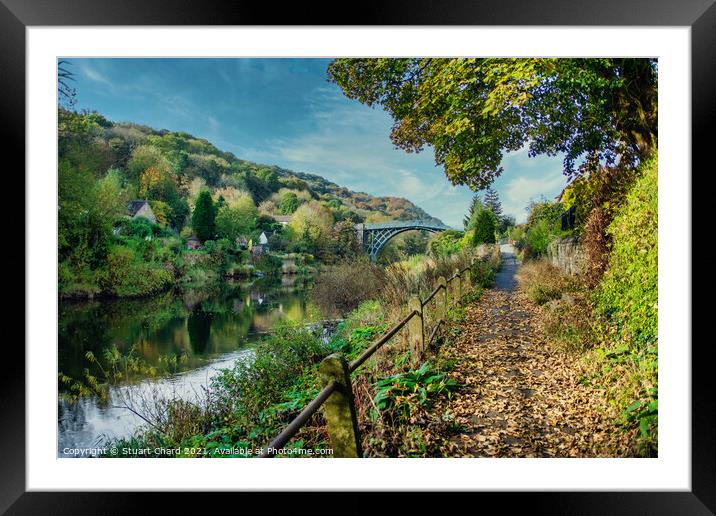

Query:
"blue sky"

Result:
[[67, 58, 567, 227]]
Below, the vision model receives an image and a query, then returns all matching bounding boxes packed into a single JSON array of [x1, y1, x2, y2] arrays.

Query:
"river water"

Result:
[[57, 276, 324, 457]]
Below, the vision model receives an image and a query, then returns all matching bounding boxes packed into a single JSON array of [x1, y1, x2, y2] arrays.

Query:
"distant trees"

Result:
[[401, 231, 429, 256], [192, 191, 216, 242], [127, 145, 169, 184]]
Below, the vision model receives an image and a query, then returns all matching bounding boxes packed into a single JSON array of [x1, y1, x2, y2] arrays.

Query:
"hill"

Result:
[[59, 109, 442, 227], [57, 109, 443, 298]]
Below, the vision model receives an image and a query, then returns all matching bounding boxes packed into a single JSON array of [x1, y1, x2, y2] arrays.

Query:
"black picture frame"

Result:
[[4, 0, 712, 512]]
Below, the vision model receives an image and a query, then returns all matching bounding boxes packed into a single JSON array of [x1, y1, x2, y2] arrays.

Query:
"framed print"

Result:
[[4, 0, 714, 512]]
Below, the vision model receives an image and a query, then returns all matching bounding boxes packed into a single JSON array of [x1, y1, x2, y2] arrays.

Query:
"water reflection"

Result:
[[57, 276, 321, 455]]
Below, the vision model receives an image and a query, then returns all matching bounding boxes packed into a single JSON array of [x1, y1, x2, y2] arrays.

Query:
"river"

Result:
[[57, 275, 326, 457]]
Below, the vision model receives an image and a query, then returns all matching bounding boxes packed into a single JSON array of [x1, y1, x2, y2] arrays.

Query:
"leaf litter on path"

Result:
[[434, 289, 630, 457]]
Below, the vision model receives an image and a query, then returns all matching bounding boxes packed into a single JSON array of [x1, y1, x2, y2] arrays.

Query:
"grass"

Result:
[[516, 260, 578, 306]]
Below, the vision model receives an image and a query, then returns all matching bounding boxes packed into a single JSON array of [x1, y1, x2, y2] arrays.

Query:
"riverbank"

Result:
[[64, 249, 501, 457], [58, 275, 325, 452]]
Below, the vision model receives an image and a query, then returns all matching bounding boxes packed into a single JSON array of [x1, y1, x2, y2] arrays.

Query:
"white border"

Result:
[[27, 27, 691, 491]]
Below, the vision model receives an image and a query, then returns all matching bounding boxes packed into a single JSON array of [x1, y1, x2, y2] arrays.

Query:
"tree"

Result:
[[463, 194, 484, 230], [289, 201, 334, 246], [192, 190, 215, 242], [59, 160, 116, 268], [149, 200, 171, 227], [401, 231, 429, 256], [278, 191, 302, 215], [215, 193, 258, 242], [473, 210, 498, 244], [127, 145, 171, 184], [483, 187, 503, 219], [327, 219, 362, 261], [328, 58, 657, 189], [499, 214, 516, 235]]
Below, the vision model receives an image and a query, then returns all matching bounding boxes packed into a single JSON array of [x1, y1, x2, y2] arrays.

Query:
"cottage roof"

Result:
[[274, 215, 293, 224], [127, 200, 149, 216]]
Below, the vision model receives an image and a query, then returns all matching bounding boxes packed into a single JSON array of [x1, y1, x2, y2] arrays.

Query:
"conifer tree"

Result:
[[192, 190, 215, 242], [473, 209, 498, 244], [484, 187, 503, 219], [463, 194, 484, 230]]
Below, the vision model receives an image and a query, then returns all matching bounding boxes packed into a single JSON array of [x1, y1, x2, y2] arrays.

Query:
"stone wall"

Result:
[[547, 237, 586, 276]]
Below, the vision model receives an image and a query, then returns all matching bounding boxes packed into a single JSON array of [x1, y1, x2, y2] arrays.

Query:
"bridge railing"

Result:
[[259, 256, 482, 458]]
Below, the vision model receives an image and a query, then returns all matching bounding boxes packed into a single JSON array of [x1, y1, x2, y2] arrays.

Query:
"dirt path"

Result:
[[435, 246, 621, 457]]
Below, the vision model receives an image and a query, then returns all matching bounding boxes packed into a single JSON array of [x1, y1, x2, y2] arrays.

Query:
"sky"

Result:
[[67, 58, 567, 227]]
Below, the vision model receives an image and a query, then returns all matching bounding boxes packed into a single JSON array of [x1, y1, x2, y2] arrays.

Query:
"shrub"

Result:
[[311, 258, 385, 316], [593, 157, 657, 348], [541, 292, 597, 353], [211, 325, 325, 425], [428, 230, 463, 257], [522, 219, 555, 258], [104, 245, 173, 297], [58, 261, 102, 298]]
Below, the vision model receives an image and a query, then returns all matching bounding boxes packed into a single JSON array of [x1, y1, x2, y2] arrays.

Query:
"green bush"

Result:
[[211, 325, 326, 425], [593, 157, 657, 348], [58, 261, 103, 298], [104, 245, 173, 297], [428, 230, 464, 257]]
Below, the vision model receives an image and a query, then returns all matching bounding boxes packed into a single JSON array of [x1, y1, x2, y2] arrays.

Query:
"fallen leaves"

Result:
[[433, 288, 632, 457]]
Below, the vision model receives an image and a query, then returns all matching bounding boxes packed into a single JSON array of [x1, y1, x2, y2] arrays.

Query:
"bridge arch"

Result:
[[355, 220, 452, 261]]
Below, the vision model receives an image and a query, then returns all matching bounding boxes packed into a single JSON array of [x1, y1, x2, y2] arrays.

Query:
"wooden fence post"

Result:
[[437, 276, 447, 320], [319, 353, 362, 458], [463, 268, 471, 292], [453, 268, 461, 303], [408, 296, 424, 363]]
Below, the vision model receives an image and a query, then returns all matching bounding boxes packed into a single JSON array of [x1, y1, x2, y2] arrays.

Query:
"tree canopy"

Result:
[[327, 58, 657, 189]]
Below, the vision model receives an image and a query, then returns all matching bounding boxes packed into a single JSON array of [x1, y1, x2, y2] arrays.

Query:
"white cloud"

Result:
[[77, 62, 111, 86], [502, 171, 566, 223]]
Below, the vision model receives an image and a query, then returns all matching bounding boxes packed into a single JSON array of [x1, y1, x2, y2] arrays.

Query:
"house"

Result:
[[127, 200, 157, 224], [251, 232, 270, 257], [273, 215, 293, 226], [186, 236, 202, 250]]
